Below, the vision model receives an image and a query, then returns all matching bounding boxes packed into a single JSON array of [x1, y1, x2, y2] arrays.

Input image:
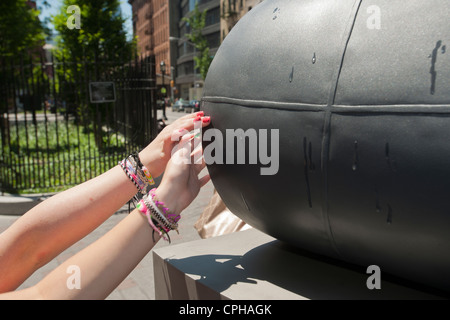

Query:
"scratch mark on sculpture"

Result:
[[429, 40, 445, 95], [385, 142, 391, 170], [352, 140, 358, 171], [375, 187, 381, 213], [272, 7, 280, 20], [312, 52, 316, 64], [387, 204, 393, 224], [308, 141, 315, 171], [241, 192, 250, 211], [385, 142, 397, 172], [303, 137, 313, 208], [289, 66, 294, 83]]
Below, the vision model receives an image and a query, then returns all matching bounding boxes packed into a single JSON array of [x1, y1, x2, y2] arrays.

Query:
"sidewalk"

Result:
[[0, 107, 216, 299]]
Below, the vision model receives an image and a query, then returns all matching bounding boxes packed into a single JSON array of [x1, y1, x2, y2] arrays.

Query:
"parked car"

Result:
[[171, 98, 189, 112], [185, 100, 200, 113]]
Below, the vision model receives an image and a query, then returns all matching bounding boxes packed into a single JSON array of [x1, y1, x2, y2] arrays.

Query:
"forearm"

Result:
[[0, 112, 210, 295], [27, 182, 191, 299], [0, 164, 137, 291], [35, 209, 159, 300], [0, 209, 159, 300]]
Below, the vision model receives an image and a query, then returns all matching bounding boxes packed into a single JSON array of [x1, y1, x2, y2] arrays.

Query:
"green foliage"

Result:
[[182, 2, 214, 80], [2, 119, 126, 194], [0, 0, 48, 57], [51, 0, 137, 138], [52, 0, 136, 79]]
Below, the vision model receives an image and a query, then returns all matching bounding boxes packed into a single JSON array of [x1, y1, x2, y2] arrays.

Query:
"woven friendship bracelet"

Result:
[[144, 194, 178, 232], [149, 188, 181, 225], [137, 200, 162, 234], [137, 199, 171, 242], [119, 160, 140, 190], [119, 153, 155, 194]]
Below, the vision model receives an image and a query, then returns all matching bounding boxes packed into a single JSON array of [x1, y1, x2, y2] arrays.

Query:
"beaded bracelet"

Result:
[[119, 152, 155, 194]]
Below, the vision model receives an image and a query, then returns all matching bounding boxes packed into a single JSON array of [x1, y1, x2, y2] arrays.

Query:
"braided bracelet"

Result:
[[149, 188, 181, 225], [137, 199, 171, 243], [119, 153, 155, 194], [145, 194, 178, 232]]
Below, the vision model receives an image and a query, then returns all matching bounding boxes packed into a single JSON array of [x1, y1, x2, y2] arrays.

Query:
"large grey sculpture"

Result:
[[201, 0, 450, 292]]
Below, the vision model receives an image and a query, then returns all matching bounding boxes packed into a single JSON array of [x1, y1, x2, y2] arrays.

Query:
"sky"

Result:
[[36, 0, 133, 41]]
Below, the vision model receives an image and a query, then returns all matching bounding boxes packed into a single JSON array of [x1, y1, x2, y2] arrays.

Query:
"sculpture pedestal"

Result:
[[153, 229, 443, 300]]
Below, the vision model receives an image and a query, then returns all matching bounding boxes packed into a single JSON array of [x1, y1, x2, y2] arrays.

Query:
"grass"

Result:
[[1, 118, 129, 194]]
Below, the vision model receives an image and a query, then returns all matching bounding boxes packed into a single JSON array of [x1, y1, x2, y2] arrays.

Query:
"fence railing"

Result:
[[0, 52, 158, 194]]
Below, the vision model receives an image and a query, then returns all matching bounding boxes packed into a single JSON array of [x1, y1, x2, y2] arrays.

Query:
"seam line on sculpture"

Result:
[[321, 0, 363, 259], [202, 96, 327, 111], [202, 97, 450, 112], [331, 105, 450, 113]]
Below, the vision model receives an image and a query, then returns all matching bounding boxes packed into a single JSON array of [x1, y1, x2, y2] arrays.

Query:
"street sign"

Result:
[[89, 82, 116, 103]]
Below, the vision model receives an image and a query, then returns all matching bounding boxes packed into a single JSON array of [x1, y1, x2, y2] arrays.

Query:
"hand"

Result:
[[154, 131, 211, 216], [139, 111, 211, 177]]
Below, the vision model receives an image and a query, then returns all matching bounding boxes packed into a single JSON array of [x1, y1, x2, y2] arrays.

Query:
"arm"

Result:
[[0, 112, 210, 293], [0, 129, 210, 300]]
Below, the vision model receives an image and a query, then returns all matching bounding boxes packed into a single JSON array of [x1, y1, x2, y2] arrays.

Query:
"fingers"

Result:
[[177, 110, 204, 121], [178, 113, 211, 133], [171, 131, 195, 164], [169, 113, 210, 143], [192, 153, 206, 174], [198, 174, 211, 188], [171, 111, 205, 128]]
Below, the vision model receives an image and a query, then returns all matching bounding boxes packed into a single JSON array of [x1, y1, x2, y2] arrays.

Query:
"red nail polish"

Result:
[[194, 116, 201, 122], [202, 116, 210, 123]]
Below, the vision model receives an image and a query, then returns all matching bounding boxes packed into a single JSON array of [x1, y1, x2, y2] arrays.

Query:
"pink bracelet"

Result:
[[137, 200, 168, 241], [119, 153, 155, 194], [149, 188, 181, 225]]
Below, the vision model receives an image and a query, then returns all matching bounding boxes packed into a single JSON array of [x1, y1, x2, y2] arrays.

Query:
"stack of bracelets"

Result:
[[119, 153, 155, 195], [119, 153, 179, 243]]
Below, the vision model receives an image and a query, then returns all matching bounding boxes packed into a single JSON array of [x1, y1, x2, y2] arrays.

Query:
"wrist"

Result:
[[153, 186, 182, 217], [139, 147, 164, 178]]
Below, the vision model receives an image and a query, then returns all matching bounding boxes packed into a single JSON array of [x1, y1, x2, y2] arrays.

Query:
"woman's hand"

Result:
[[153, 131, 211, 216], [139, 111, 210, 178]]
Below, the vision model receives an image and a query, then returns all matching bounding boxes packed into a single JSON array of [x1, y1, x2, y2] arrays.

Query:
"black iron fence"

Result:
[[0, 52, 158, 194]]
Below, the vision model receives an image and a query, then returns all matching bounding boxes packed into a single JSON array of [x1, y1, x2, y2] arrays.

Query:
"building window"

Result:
[[205, 31, 220, 48], [205, 7, 220, 26], [178, 61, 194, 76]]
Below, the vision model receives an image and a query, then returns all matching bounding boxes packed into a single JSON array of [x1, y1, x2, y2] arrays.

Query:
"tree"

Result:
[[182, 2, 214, 80], [52, 0, 135, 77], [0, 0, 48, 58], [52, 0, 136, 147]]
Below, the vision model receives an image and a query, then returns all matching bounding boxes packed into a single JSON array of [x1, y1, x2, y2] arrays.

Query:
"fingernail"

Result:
[[202, 116, 210, 123], [197, 111, 204, 116], [194, 116, 201, 122]]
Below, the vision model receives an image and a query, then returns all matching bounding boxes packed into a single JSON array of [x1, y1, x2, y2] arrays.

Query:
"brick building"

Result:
[[130, 0, 262, 101], [129, 0, 172, 90]]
